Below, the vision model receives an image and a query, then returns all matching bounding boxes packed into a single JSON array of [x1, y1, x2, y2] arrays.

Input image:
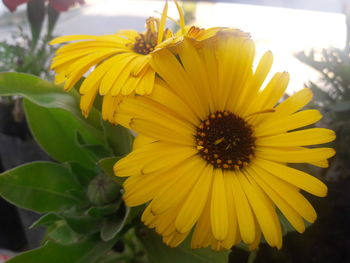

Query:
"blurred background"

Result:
[[0, 0, 349, 262]]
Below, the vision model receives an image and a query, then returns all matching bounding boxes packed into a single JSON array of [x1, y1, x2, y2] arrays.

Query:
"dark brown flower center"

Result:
[[133, 33, 157, 55], [195, 111, 255, 170]]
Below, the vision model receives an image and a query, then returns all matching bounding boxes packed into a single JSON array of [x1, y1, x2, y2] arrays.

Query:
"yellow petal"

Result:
[[229, 171, 256, 244], [240, 170, 282, 248], [79, 54, 126, 95], [123, 171, 173, 207], [210, 168, 228, 241], [222, 39, 255, 113], [99, 54, 137, 95], [157, 1, 168, 44], [148, 157, 205, 215], [238, 51, 273, 116], [150, 80, 198, 124], [248, 167, 305, 233], [255, 147, 335, 163], [114, 142, 191, 176], [80, 84, 99, 117], [163, 231, 189, 248], [251, 164, 318, 223], [176, 39, 212, 113], [253, 158, 328, 197], [132, 135, 156, 150], [191, 189, 213, 249], [256, 128, 336, 147], [275, 88, 313, 115], [63, 49, 119, 91], [150, 47, 206, 119], [253, 109, 322, 137], [221, 170, 239, 249], [175, 164, 213, 233]]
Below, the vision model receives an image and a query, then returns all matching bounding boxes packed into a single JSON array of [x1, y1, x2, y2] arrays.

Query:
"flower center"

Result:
[[195, 111, 255, 170], [133, 32, 157, 55]]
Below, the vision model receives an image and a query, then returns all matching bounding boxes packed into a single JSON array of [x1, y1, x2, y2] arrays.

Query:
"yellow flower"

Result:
[[49, 0, 225, 123], [113, 32, 336, 250]]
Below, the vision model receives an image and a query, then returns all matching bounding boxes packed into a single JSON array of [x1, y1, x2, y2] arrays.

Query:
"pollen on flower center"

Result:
[[195, 111, 255, 170], [133, 33, 157, 55]]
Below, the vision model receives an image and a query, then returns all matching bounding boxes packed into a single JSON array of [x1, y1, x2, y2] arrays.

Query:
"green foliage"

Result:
[[0, 72, 101, 130], [0, 72, 230, 263], [0, 0, 62, 78], [295, 12, 350, 179], [138, 227, 230, 263], [24, 100, 101, 168], [6, 235, 117, 263], [102, 121, 134, 157], [0, 28, 56, 78], [0, 162, 84, 212]]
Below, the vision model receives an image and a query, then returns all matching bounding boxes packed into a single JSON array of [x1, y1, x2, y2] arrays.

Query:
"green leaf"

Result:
[[0, 162, 83, 212], [98, 156, 125, 186], [7, 235, 117, 263], [0, 72, 102, 135], [139, 228, 230, 263], [100, 205, 130, 242], [46, 220, 80, 244], [24, 99, 100, 168], [76, 131, 112, 160], [102, 121, 134, 156], [63, 215, 101, 235], [98, 157, 120, 177], [96, 253, 131, 263], [101, 215, 124, 242], [68, 162, 97, 187], [87, 202, 121, 218]]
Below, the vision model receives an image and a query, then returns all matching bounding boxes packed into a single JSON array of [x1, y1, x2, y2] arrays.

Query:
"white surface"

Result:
[[0, 0, 347, 93]]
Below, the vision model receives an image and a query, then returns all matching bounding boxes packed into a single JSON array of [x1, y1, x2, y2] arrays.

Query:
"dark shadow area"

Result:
[[0, 101, 50, 251]]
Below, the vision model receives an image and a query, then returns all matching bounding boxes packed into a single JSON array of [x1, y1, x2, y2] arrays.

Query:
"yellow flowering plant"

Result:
[[0, 1, 335, 263]]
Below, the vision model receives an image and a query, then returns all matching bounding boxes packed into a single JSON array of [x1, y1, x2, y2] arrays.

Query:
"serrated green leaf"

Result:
[[0, 162, 83, 212], [7, 235, 117, 263], [139, 228, 230, 263], [24, 99, 100, 168]]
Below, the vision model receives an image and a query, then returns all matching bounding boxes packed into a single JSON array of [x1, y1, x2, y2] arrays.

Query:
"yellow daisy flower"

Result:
[[49, 0, 226, 123], [50, 2, 172, 119], [113, 32, 336, 250]]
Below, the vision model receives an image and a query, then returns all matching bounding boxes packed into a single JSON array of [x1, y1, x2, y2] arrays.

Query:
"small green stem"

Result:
[[247, 250, 257, 263]]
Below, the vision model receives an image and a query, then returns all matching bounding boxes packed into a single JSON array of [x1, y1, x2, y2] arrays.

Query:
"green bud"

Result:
[[87, 175, 120, 206]]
